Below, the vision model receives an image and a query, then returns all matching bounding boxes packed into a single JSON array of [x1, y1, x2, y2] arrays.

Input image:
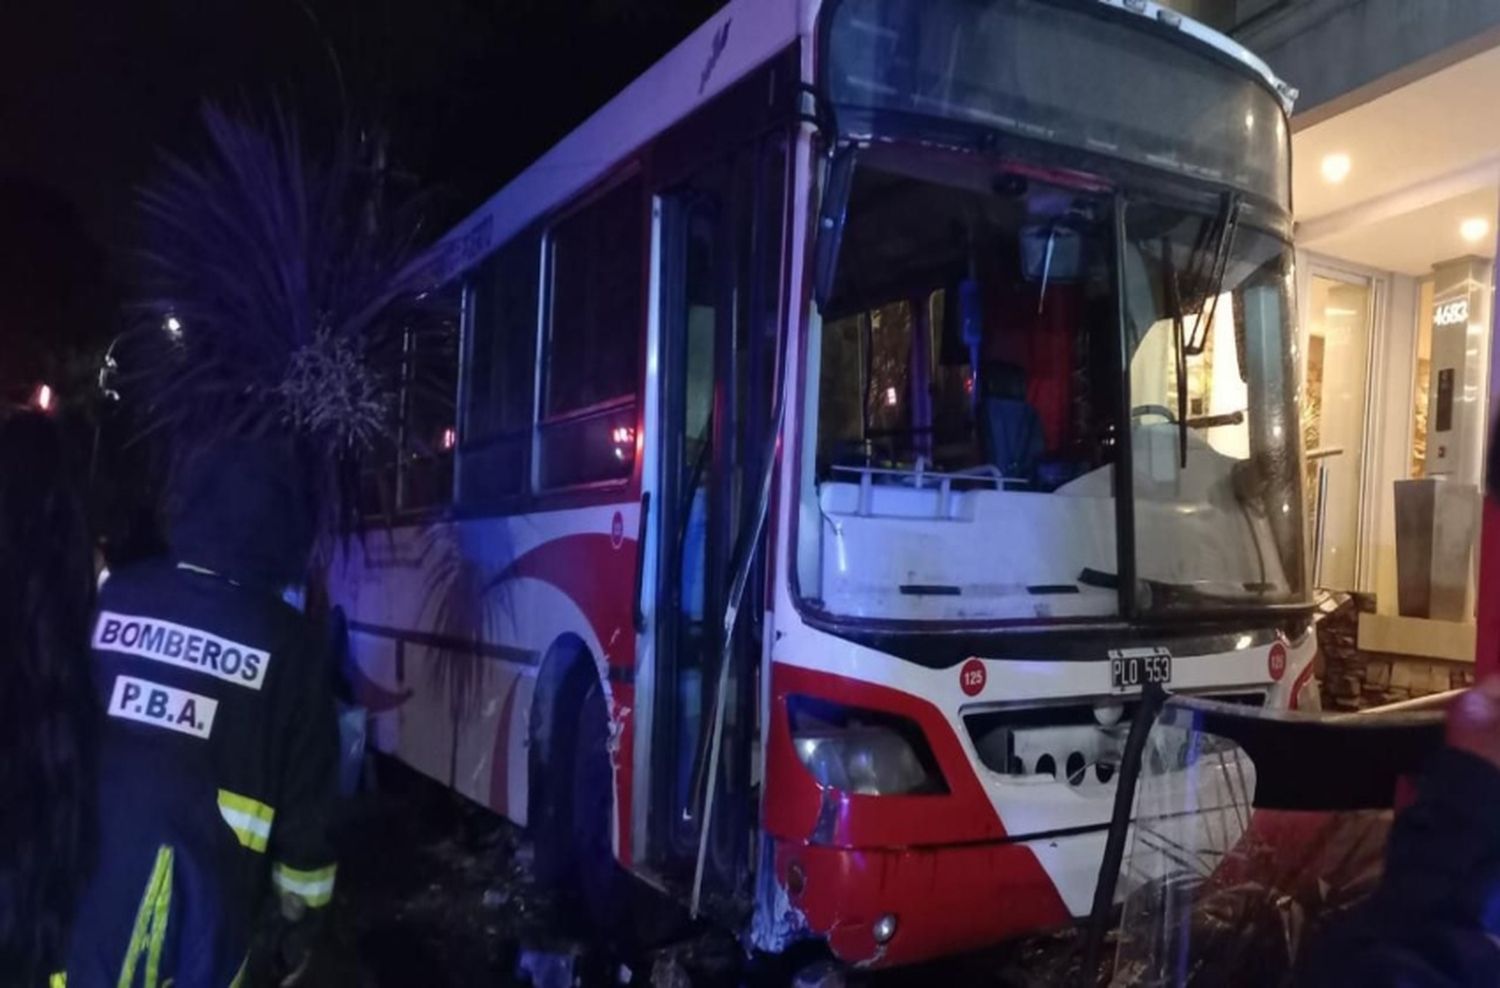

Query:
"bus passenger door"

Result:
[[647, 137, 787, 906]]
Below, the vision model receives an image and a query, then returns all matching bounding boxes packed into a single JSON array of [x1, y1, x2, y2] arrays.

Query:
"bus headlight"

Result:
[[789, 698, 947, 796]]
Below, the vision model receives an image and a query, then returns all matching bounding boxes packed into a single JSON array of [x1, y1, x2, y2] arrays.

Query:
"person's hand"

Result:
[[273, 917, 317, 986], [1445, 676, 1500, 770], [250, 892, 319, 986]]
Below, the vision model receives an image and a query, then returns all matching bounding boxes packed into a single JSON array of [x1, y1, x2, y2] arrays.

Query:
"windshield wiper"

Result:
[[1163, 192, 1242, 467], [1185, 192, 1241, 358]]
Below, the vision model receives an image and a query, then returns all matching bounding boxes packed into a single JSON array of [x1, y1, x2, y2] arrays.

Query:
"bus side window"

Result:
[[459, 232, 541, 506], [397, 295, 460, 512], [357, 284, 461, 521], [537, 174, 645, 489]]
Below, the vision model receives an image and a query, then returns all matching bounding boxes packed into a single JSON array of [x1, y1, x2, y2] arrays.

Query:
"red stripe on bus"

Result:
[[494, 532, 639, 670]]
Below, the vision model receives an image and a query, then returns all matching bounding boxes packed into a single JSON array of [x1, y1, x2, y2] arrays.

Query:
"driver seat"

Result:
[[980, 362, 1045, 481]]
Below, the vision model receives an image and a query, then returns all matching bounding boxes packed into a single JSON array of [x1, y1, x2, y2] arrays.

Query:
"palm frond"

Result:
[[124, 101, 432, 531]]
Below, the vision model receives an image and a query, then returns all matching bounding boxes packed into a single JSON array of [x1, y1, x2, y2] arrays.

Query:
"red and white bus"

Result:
[[330, 0, 1318, 969]]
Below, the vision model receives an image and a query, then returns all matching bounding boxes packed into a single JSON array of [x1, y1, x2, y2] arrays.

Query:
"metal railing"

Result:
[[1306, 446, 1345, 588], [829, 460, 1026, 518]]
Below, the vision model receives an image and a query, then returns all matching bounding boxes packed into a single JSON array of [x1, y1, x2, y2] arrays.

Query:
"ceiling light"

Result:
[[1461, 217, 1491, 244], [1324, 307, 1359, 317], [1320, 153, 1351, 185]]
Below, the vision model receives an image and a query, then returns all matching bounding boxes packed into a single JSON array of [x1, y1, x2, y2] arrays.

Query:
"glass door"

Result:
[[647, 135, 787, 907], [1304, 272, 1376, 590]]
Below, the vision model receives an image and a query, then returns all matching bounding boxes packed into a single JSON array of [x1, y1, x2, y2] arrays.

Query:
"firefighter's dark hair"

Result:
[[0, 411, 97, 977]]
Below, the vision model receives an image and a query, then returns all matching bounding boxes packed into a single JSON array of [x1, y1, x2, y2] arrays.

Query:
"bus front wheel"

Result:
[[569, 676, 633, 939]]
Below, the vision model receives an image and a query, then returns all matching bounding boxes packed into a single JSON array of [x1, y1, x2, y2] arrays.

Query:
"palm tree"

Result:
[[125, 102, 433, 535]]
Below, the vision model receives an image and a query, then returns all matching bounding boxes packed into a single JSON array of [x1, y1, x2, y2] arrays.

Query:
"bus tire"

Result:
[[571, 676, 633, 941], [530, 657, 591, 893]]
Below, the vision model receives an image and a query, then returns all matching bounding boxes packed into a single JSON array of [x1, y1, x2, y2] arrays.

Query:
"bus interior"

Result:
[[805, 150, 1301, 624]]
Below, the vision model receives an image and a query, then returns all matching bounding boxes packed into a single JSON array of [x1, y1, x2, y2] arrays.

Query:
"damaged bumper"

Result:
[[769, 838, 1072, 968]]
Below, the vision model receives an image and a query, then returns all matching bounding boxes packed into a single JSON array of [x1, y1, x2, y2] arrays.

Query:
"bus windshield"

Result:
[[1122, 200, 1306, 612], [797, 152, 1306, 625]]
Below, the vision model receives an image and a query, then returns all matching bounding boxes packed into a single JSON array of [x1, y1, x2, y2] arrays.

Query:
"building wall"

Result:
[[1237, 0, 1500, 119], [1246, 0, 1500, 603], [1246, 0, 1497, 693]]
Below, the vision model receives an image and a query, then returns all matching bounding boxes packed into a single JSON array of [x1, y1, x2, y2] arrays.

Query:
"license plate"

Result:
[[1110, 648, 1173, 692]]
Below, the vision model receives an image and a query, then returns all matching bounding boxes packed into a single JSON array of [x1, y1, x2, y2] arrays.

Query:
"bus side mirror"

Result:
[[813, 146, 858, 310]]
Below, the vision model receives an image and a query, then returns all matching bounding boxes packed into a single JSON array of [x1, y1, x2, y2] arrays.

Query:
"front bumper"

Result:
[[760, 635, 1314, 967], [772, 838, 1072, 968], [763, 663, 1076, 968]]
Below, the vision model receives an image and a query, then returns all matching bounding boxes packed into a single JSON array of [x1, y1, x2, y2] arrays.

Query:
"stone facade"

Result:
[[1317, 592, 1475, 711]]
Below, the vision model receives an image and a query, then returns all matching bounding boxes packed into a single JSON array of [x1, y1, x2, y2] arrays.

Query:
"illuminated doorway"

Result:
[[1304, 271, 1376, 590]]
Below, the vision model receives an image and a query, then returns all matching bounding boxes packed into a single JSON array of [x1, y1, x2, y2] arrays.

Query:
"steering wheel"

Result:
[[1130, 404, 1178, 423]]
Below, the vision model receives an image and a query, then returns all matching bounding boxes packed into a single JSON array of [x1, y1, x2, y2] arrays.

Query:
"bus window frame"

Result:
[[443, 50, 800, 524], [533, 165, 648, 496], [453, 229, 544, 512], [354, 283, 463, 529]]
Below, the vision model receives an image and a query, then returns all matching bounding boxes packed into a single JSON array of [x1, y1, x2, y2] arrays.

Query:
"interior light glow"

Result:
[[1461, 217, 1491, 244], [1320, 153, 1351, 185]]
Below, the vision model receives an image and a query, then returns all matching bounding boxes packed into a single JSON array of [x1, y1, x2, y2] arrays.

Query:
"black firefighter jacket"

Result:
[[68, 440, 337, 988], [64, 554, 338, 987]]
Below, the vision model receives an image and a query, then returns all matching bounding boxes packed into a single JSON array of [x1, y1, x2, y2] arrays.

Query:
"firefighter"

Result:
[[66, 437, 338, 987]]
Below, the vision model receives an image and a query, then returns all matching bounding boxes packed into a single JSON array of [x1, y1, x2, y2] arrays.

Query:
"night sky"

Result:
[[0, 0, 724, 388]]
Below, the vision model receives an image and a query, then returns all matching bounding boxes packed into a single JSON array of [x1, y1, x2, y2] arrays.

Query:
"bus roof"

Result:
[[1109, 0, 1297, 108], [417, 0, 1293, 284]]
